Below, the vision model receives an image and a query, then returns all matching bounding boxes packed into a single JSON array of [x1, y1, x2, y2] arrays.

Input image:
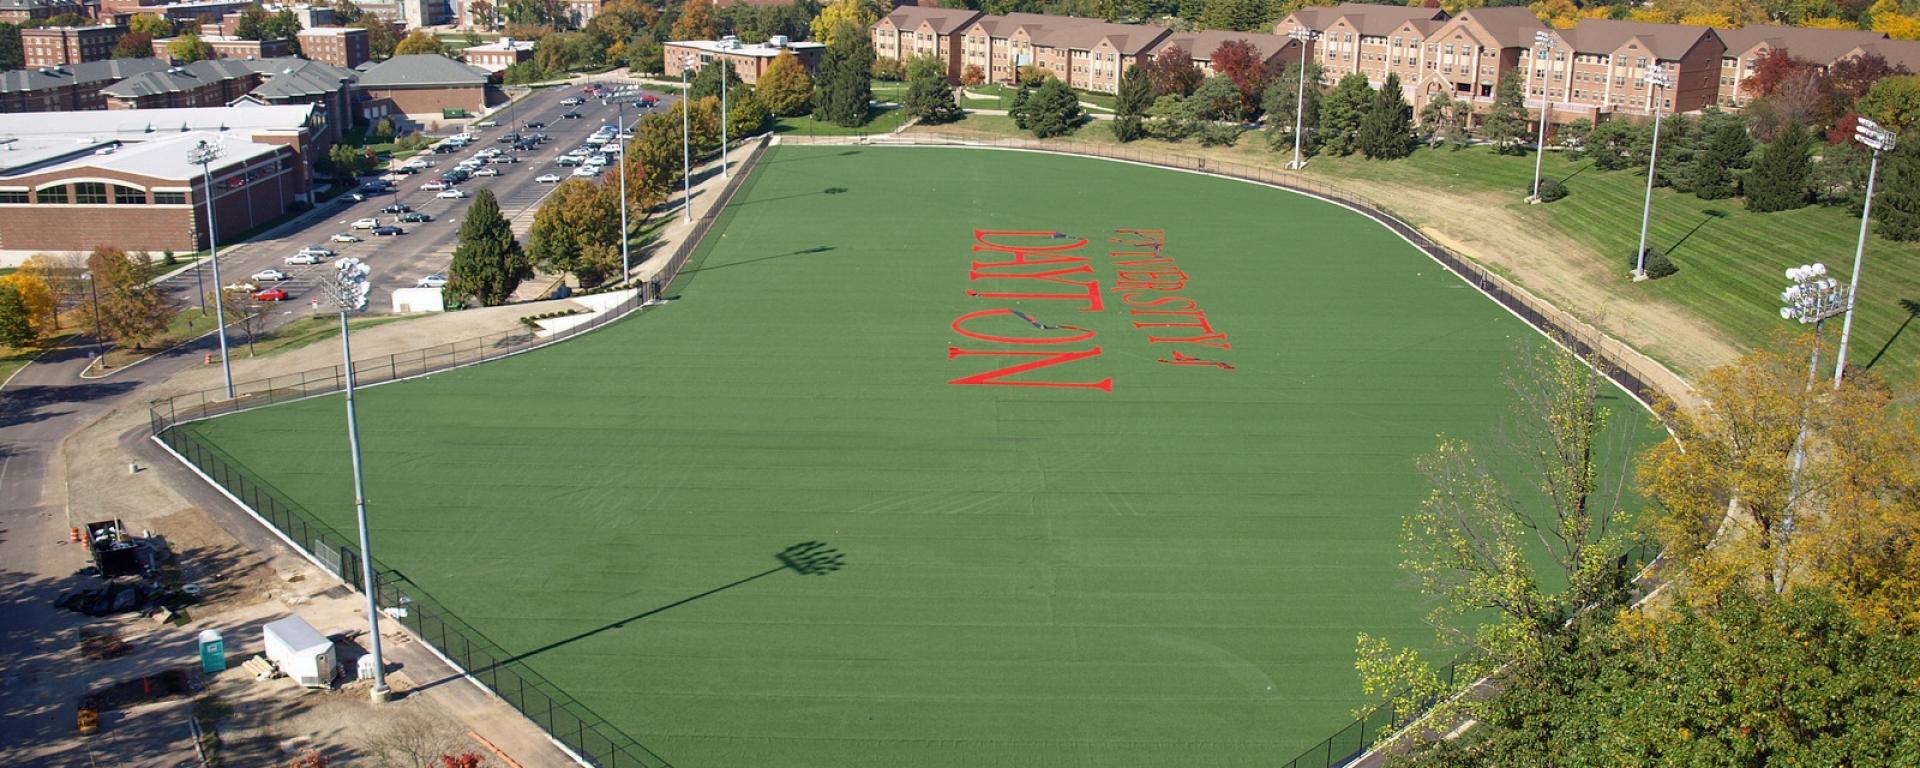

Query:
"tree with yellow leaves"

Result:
[[809, 0, 875, 47], [0, 271, 56, 339], [1871, 0, 1920, 40]]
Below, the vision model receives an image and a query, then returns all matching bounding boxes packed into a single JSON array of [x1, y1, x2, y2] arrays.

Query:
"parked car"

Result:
[[399, 211, 432, 222], [403, 158, 432, 169], [297, 246, 335, 258], [496, 132, 521, 143], [525, 120, 546, 129], [444, 171, 470, 183], [359, 182, 391, 194], [560, 96, 583, 106], [536, 173, 561, 183], [571, 165, 598, 177], [416, 273, 449, 288], [473, 166, 499, 177], [561, 110, 582, 120], [351, 217, 379, 229], [381, 202, 411, 214], [329, 233, 360, 243], [223, 281, 258, 293], [420, 180, 447, 191], [285, 253, 323, 265], [436, 188, 468, 199], [251, 268, 289, 282], [372, 225, 404, 236], [252, 287, 289, 302], [491, 154, 516, 164], [474, 119, 499, 127], [432, 143, 459, 154], [556, 155, 581, 167]]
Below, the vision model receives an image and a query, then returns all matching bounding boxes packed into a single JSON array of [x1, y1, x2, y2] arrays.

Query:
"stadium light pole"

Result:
[[327, 257, 390, 702], [610, 87, 645, 283], [681, 55, 694, 223], [1527, 30, 1557, 202], [1286, 26, 1319, 170], [1776, 262, 1846, 593], [188, 140, 235, 400], [1832, 117, 1895, 388], [1631, 67, 1674, 280]]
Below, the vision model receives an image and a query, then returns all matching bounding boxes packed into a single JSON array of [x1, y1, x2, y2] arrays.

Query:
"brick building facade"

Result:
[[0, 58, 168, 112], [297, 26, 370, 69], [21, 26, 128, 68], [663, 38, 825, 85]]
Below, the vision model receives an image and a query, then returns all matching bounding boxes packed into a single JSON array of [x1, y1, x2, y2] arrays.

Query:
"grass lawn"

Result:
[[227, 314, 410, 359], [905, 115, 1920, 388], [773, 104, 908, 136], [178, 146, 1655, 768], [964, 82, 1117, 111], [97, 306, 223, 369]]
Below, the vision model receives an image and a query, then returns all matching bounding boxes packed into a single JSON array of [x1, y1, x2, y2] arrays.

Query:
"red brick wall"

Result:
[[0, 152, 300, 252], [361, 85, 494, 116]]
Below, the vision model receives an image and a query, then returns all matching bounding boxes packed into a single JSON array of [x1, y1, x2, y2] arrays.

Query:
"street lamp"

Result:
[[1631, 67, 1674, 280], [1832, 116, 1896, 388], [1776, 262, 1846, 591], [326, 257, 389, 703], [187, 139, 235, 399], [1527, 30, 1557, 202], [681, 55, 695, 223], [1286, 26, 1319, 171], [608, 87, 647, 283]]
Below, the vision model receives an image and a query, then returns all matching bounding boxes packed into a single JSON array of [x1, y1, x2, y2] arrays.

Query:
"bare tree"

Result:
[[359, 706, 475, 768]]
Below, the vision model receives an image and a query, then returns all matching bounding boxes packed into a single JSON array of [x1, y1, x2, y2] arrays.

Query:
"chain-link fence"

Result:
[[780, 132, 1687, 410]]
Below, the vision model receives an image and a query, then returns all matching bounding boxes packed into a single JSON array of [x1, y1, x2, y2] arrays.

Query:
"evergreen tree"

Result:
[[0, 23, 23, 71], [1022, 79, 1081, 138], [0, 283, 32, 348], [1317, 72, 1372, 157], [812, 22, 874, 128], [1112, 64, 1152, 142], [1481, 69, 1531, 155], [447, 190, 530, 307], [1262, 61, 1321, 155], [1188, 74, 1241, 121], [1688, 111, 1753, 200], [904, 56, 961, 124], [1008, 83, 1033, 129], [1873, 131, 1920, 240], [1746, 122, 1814, 212], [688, 59, 741, 103], [1358, 73, 1412, 159]]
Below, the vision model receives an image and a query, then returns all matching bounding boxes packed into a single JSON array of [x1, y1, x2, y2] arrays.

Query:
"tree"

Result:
[[1021, 78, 1081, 138], [1857, 74, 1920, 133], [84, 248, 175, 349], [1358, 72, 1412, 159], [114, 31, 155, 59], [688, 58, 742, 102], [166, 34, 215, 63], [1875, 132, 1920, 240], [529, 179, 622, 286], [809, 0, 873, 46], [672, 0, 718, 39], [1358, 346, 1635, 732], [233, 4, 271, 40], [725, 84, 770, 137], [960, 63, 984, 85], [0, 284, 33, 348], [468, 0, 496, 28], [627, 36, 663, 74], [1584, 118, 1644, 171], [1745, 122, 1813, 212], [813, 24, 874, 127], [758, 49, 813, 115], [128, 13, 174, 36], [1262, 61, 1322, 155], [1197, 0, 1272, 32], [351, 17, 398, 59], [1481, 69, 1531, 155], [0, 271, 56, 339], [326, 143, 376, 179], [0, 23, 23, 72], [1317, 72, 1372, 157], [1829, 52, 1908, 105], [905, 55, 961, 124], [1187, 74, 1240, 121], [871, 55, 906, 81], [447, 190, 529, 306], [1143, 93, 1198, 141], [1112, 64, 1152, 142], [1207, 39, 1269, 119], [1145, 45, 1201, 97], [395, 29, 447, 55], [1418, 96, 1470, 149], [1686, 110, 1752, 200]]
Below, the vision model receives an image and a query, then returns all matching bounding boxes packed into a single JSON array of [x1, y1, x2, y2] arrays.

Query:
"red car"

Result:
[[252, 287, 289, 301]]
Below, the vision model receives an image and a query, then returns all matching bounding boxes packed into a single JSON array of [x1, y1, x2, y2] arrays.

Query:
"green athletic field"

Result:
[[178, 146, 1656, 767]]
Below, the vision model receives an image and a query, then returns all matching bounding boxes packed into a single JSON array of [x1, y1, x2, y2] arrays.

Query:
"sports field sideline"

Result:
[[177, 145, 1656, 767]]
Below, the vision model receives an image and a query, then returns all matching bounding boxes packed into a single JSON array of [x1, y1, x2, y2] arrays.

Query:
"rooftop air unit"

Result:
[[769, 35, 788, 47]]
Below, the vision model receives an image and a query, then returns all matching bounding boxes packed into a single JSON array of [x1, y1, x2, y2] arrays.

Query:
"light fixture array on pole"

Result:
[[1775, 261, 1847, 592], [608, 86, 647, 284], [681, 56, 694, 223], [187, 139, 235, 399], [1286, 26, 1319, 171], [1527, 30, 1557, 202], [1631, 67, 1674, 280], [1831, 116, 1895, 389], [327, 257, 390, 702]]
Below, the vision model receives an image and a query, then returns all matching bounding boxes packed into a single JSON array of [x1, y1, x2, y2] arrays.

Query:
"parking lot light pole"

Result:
[[188, 139, 235, 399], [1632, 68, 1673, 280], [328, 257, 389, 702], [1286, 27, 1318, 170], [681, 56, 694, 223], [1528, 30, 1556, 202], [1833, 117, 1896, 388]]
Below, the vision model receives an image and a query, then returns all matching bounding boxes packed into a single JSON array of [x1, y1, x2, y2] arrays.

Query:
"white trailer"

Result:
[[262, 616, 336, 688]]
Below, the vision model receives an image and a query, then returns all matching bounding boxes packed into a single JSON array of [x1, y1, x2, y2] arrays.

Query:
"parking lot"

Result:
[[155, 81, 673, 327]]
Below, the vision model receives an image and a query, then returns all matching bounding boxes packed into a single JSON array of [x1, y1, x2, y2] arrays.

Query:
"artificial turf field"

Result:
[[179, 146, 1656, 767]]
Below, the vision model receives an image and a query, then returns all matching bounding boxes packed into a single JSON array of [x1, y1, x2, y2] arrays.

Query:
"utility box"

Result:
[[262, 616, 336, 689], [198, 629, 226, 674]]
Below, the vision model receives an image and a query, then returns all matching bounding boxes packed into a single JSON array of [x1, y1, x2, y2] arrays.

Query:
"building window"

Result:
[[36, 186, 68, 204], [154, 191, 188, 205], [113, 185, 145, 205], [0, 190, 26, 204]]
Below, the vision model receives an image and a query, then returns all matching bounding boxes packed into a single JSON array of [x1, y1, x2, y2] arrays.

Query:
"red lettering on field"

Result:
[[951, 309, 1096, 345], [1147, 332, 1231, 349], [1121, 294, 1197, 310], [973, 229, 1091, 256], [947, 347, 1112, 391], [1158, 350, 1235, 370]]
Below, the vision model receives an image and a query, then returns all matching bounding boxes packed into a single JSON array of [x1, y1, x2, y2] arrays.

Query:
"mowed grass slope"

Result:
[[181, 146, 1655, 767]]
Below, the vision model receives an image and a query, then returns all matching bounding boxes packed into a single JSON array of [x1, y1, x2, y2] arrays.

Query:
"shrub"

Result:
[[1533, 178, 1568, 203], [1632, 247, 1678, 279], [872, 56, 905, 82], [1195, 122, 1242, 147]]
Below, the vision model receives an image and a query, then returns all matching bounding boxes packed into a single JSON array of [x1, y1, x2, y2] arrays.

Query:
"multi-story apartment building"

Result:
[[872, 5, 981, 81], [1715, 25, 1920, 106], [152, 34, 295, 62], [297, 26, 371, 69], [0, 0, 84, 23], [954, 13, 1174, 94], [664, 37, 826, 85], [101, 57, 267, 108], [1274, 3, 1448, 80], [461, 37, 534, 72], [1533, 20, 1725, 120], [20, 25, 127, 67], [0, 57, 167, 111], [1153, 29, 1302, 78]]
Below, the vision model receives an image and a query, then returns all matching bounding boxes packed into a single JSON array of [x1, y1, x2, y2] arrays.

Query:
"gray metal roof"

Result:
[[0, 58, 169, 94], [356, 54, 490, 88], [244, 58, 360, 100], [99, 58, 266, 99]]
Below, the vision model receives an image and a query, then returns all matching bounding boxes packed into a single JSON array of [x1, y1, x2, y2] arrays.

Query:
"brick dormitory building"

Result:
[[871, 3, 1920, 125]]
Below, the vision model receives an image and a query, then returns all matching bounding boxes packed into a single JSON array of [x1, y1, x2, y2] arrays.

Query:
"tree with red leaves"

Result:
[[1145, 45, 1202, 97], [1742, 48, 1825, 100], [1829, 52, 1909, 105], [1209, 39, 1273, 120], [438, 753, 484, 768]]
